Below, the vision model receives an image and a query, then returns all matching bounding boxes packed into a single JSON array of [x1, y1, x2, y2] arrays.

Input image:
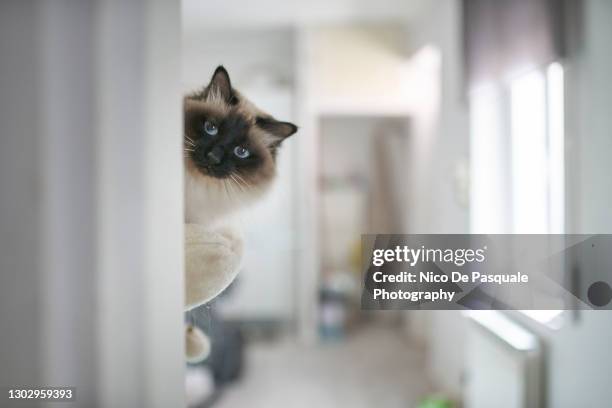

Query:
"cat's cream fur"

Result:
[[184, 163, 267, 226]]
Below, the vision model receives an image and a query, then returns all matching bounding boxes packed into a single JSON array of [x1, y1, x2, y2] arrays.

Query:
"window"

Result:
[[510, 63, 565, 234], [470, 62, 566, 327], [471, 62, 565, 234]]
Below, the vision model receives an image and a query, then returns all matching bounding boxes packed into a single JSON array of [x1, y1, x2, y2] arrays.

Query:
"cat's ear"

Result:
[[207, 66, 233, 103], [256, 117, 298, 145]]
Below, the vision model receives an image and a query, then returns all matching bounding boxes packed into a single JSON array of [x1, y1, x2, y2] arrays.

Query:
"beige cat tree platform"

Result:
[[184, 223, 243, 363]]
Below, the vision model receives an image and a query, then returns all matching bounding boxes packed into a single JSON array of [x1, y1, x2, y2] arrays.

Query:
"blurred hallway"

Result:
[[215, 325, 431, 408]]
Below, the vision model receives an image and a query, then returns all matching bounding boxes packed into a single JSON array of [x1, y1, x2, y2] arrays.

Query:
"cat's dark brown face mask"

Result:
[[184, 66, 297, 190]]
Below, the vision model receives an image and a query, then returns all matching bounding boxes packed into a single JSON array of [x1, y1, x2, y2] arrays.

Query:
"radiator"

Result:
[[464, 311, 542, 408]]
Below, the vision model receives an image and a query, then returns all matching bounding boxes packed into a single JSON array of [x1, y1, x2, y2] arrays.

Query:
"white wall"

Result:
[[307, 24, 411, 115], [545, 1, 612, 406], [0, 2, 185, 406], [570, 0, 612, 234], [403, 0, 470, 398], [181, 28, 295, 93], [405, 0, 469, 235], [0, 1, 45, 395], [97, 2, 185, 406]]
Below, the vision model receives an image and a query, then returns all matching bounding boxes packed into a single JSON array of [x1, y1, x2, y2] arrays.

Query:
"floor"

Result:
[[214, 325, 433, 408]]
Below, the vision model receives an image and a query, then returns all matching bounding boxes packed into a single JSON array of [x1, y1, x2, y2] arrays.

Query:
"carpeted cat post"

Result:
[[184, 223, 243, 363]]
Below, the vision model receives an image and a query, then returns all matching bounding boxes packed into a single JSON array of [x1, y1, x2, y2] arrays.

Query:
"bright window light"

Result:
[[547, 62, 565, 234], [519, 309, 563, 329], [464, 310, 538, 351], [470, 62, 566, 327], [470, 84, 506, 233], [510, 70, 548, 233], [515, 62, 565, 327]]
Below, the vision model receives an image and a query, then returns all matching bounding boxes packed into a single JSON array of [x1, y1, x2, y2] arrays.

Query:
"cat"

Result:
[[184, 66, 297, 226]]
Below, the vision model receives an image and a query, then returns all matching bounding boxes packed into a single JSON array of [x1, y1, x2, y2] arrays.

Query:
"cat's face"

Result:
[[184, 66, 297, 195]]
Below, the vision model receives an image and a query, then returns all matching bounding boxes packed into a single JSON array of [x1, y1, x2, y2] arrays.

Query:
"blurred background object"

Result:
[[181, 0, 612, 407]]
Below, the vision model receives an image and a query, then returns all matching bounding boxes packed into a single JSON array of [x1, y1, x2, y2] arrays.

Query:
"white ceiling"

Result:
[[182, 0, 427, 31]]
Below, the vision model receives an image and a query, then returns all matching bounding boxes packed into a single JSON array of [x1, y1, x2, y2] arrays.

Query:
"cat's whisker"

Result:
[[229, 174, 243, 190], [237, 178, 249, 191], [232, 172, 243, 183], [184, 135, 196, 144], [229, 174, 246, 193], [222, 179, 232, 199], [233, 173, 251, 189], [228, 180, 238, 198]]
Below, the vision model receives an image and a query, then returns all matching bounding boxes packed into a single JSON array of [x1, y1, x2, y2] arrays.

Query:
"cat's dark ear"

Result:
[[256, 116, 298, 144], [207, 66, 233, 102]]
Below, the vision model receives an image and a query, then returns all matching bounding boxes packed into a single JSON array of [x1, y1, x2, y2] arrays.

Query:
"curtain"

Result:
[[463, 0, 570, 88]]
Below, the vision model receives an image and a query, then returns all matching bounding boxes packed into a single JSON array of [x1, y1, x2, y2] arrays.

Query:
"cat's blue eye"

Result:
[[233, 146, 250, 159], [203, 120, 218, 136]]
